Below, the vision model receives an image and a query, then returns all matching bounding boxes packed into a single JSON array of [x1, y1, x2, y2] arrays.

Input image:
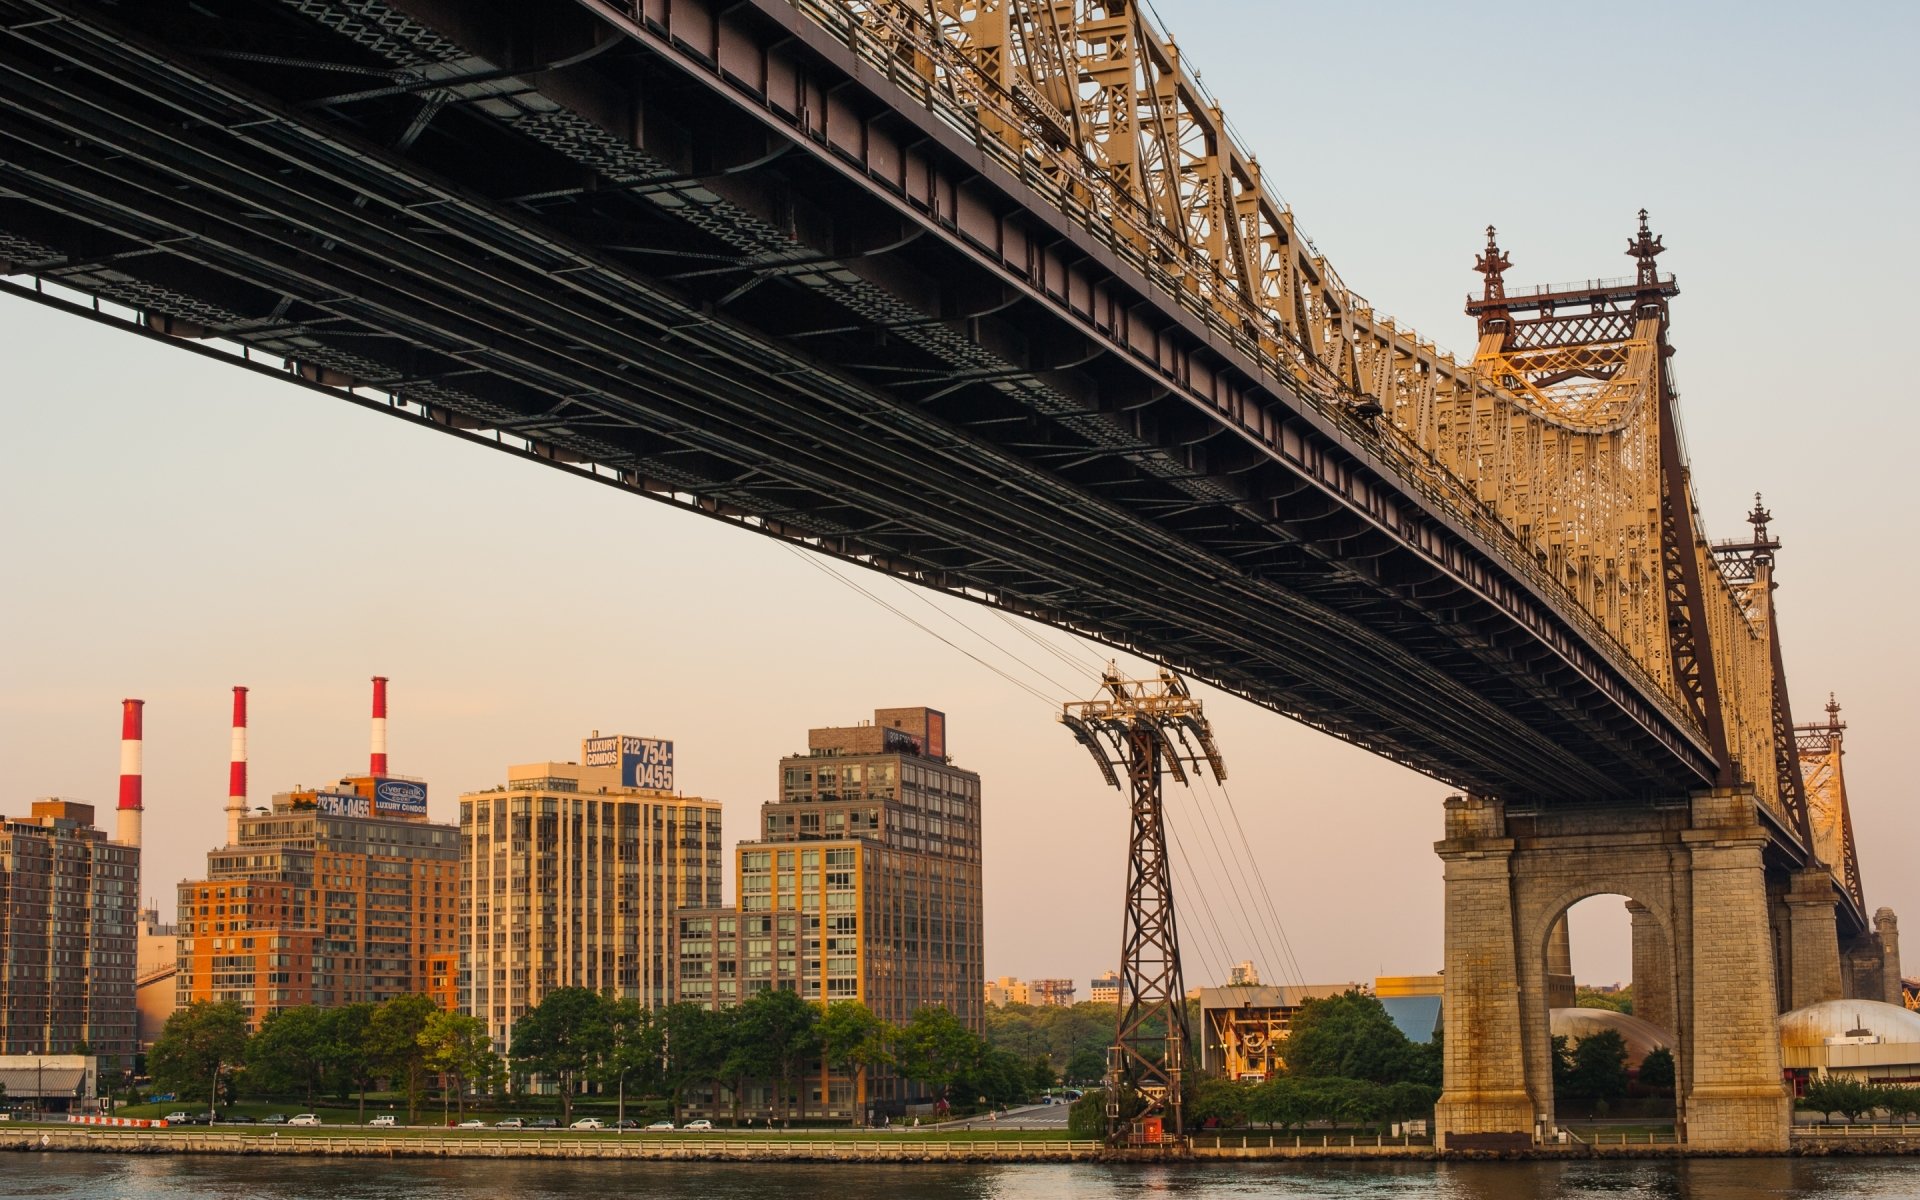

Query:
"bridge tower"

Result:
[[1060, 668, 1226, 1148], [1437, 217, 1792, 1152]]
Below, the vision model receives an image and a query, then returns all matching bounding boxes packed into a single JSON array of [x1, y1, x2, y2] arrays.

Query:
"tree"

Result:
[[1383, 1080, 1440, 1125], [509, 987, 609, 1124], [1250, 1076, 1305, 1131], [895, 1005, 983, 1105], [149, 1001, 250, 1113], [1879, 1085, 1920, 1122], [1282, 991, 1431, 1085], [1573, 986, 1633, 1014], [368, 995, 436, 1124], [1067, 1087, 1108, 1138], [819, 1000, 889, 1124], [1191, 1077, 1257, 1128], [323, 1003, 378, 1122], [247, 1006, 331, 1104], [1549, 1034, 1575, 1092], [1064, 1045, 1106, 1084], [729, 987, 821, 1123], [660, 1002, 728, 1120], [1566, 1029, 1630, 1106], [420, 1010, 496, 1123], [594, 999, 662, 1129], [1637, 1046, 1675, 1094], [1799, 1077, 1878, 1123]]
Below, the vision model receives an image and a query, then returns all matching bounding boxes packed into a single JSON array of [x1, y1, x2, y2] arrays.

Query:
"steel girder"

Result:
[[0, 0, 1737, 809]]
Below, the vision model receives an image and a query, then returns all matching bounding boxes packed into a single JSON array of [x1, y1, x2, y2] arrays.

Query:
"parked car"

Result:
[[493, 1118, 525, 1129], [368, 1115, 399, 1128], [527, 1118, 559, 1129], [162, 1112, 190, 1124], [645, 1120, 675, 1131], [456, 1119, 486, 1129], [684, 1119, 714, 1131], [613, 1119, 640, 1130], [569, 1118, 603, 1131], [287, 1114, 322, 1127], [223, 1114, 256, 1124]]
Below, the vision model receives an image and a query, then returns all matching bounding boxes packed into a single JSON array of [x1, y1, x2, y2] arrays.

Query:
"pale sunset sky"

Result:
[[3, 1, 1915, 994]]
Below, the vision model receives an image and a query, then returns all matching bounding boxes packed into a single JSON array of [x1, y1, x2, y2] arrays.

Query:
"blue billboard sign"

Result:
[[584, 734, 675, 791], [373, 778, 429, 816]]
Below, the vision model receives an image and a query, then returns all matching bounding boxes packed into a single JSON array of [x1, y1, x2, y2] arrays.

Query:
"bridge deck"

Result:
[[0, 0, 1727, 806]]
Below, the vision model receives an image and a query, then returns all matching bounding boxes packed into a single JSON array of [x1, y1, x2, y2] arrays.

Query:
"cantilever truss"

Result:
[[836, 0, 1792, 815], [1061, 668, 1225, 1145], [1795, 699, 1867, 914]]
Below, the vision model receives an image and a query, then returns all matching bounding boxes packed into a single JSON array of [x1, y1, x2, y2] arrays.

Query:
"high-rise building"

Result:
[[176, 776, 459, 1023], [1089, 971, 1120, 1006], [675, 706, 984, 1120], [0, 800, 138, 1061], [459, 734, 722, 1056]]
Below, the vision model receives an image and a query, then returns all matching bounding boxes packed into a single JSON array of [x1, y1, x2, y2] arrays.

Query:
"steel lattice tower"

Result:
[[1061, 668, 1225, 1146]]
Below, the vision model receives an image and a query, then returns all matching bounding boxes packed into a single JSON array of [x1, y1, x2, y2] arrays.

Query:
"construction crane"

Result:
[[1060, 666, 1226, 1147]]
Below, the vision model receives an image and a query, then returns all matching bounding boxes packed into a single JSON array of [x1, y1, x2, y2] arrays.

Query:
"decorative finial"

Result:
[[1475, 225, 1511, 304], [1747, 492, 1772, 542], [1628, 209, 1666, 289], [1827, 693, 1842, 729]]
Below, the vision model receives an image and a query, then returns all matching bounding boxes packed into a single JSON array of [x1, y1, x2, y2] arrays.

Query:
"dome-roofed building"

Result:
[[1779, 999, 1920, 1090], [1549, 1007, 1672, 1069]]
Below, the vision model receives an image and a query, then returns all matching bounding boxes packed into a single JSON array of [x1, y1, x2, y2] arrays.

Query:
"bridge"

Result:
[[0, 0, 1895, 1150]]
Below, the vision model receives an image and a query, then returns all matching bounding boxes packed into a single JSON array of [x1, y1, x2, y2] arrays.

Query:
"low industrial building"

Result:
[[1196, 983, 1355, 1081], [1550, 1007, 1672, 1069], [1779, 999, 1920, 1089], [134, 908, 177, 1050], [0, 1054, 99, 1113]]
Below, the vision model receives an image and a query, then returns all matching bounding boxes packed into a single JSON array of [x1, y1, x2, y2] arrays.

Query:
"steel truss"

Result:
[[0, 0, 1848, 899]]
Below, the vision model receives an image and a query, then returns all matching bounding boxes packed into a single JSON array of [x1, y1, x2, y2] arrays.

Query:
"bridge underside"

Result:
[[0, 0, 1720, 803]]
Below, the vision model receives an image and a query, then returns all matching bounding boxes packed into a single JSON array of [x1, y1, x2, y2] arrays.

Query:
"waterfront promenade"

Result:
[[8, 1123, 1918, 1162]]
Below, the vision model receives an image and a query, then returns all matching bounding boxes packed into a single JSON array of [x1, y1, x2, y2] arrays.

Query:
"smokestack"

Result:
[[370, 676, 388, 777], [226, 686, 249, 845], [116, 698, 144, 848]]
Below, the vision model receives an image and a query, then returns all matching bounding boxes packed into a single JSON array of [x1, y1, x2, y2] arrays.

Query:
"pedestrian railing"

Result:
[[1793, 1123, 1920, 1137]]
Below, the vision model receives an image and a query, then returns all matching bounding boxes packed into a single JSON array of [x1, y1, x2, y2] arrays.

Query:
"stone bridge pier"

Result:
[[1433, 789, 1790, 1152]]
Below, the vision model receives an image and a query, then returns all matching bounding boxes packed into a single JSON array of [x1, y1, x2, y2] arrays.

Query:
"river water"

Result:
[[4, 1156, 1920, 1199]]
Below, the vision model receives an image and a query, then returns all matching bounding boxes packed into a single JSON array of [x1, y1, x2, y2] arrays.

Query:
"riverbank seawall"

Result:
[[5, 1127, 1916, 1161]]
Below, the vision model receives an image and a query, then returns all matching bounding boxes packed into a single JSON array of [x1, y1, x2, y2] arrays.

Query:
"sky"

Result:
[[2, 1, 1915, 997]]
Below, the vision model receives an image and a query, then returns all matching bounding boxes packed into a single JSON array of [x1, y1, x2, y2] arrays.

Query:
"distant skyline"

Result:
[[3, 2, 1915, 995]]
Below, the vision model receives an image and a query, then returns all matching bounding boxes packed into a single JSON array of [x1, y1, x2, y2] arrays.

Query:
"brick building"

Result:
[[676, 706, 983, 1120], [176, 777, 458, 1023], [0, 800, 138, 1061]]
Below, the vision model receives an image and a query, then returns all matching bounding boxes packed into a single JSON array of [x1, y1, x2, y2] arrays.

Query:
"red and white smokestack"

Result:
[[226, 686, 249, 845], [370, 676, 389, 777], [116, 698, 144, 847]]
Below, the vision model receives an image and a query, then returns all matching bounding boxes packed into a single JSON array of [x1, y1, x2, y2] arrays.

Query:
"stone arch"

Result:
[[1525, 880, 1676, 972], [1435, 790, 1788, 1151]]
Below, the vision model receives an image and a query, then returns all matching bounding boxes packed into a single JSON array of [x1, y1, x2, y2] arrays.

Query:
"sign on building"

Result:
[[373, 778, 428, 816], [315, 791, 371, 818], [583, 735, 675, 791]]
